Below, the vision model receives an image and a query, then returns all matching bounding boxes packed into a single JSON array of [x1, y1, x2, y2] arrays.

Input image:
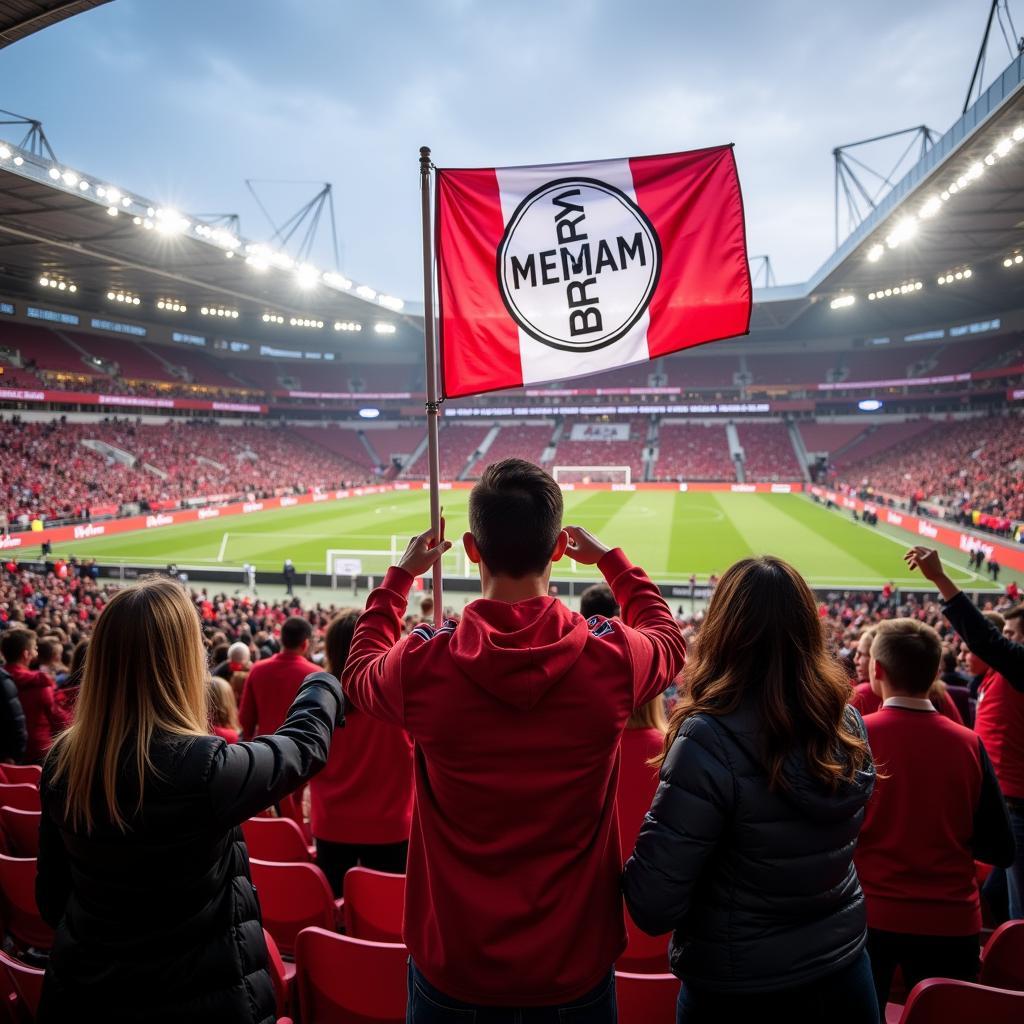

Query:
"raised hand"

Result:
[[397, 517, 451, 577], [564, 525, 611, 565]]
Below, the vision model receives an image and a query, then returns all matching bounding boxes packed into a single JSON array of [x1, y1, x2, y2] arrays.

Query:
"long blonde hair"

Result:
[[628, 697, 668, 732], [209, 676, 242, 732], [48, 577, 209, 832]]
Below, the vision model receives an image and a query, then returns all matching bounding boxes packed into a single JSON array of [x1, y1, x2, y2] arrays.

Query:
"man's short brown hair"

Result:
[[871, 618, 943, 695], [469, 459, 563, 578]]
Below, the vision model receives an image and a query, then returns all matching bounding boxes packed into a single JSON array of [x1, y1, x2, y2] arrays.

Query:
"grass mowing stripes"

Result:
[[46, 490, 986, 589]]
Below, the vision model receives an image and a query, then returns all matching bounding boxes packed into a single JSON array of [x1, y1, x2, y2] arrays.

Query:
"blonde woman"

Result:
[[36, 577, 344, 1023], [209, 676, 242, 744]]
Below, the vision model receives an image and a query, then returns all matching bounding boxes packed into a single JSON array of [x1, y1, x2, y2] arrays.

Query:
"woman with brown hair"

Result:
[[623, 556, 878, 1024], [36, 577, 344, 1023], [310, 608, 414, 895], [209, 676, 242, 743]]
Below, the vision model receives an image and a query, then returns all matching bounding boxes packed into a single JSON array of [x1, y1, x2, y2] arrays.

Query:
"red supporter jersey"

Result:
[[851, 681, 962, 724], [310, 707, 414, 845], [856, 707, 985, 935], [239, 650, 319, 738], [975, 669, 1024, 800], [343, 549, 685, 1006], [615, 727, 664, 865]]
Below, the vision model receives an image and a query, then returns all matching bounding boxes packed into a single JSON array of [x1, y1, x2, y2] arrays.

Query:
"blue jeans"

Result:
[[676, 950, 878, 1024], [407, 960, 616, 1023]]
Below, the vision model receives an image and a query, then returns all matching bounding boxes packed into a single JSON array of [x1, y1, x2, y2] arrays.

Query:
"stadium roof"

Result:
[[1, 49, 1024, 353], [751, 50, 1024, 338], [0, 0, 111, 47]]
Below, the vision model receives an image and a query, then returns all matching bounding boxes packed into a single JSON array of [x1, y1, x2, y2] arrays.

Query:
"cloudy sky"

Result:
[[0, 0, 1010, 299]]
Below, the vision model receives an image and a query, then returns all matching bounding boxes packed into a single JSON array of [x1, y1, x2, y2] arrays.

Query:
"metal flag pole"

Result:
[[419, 145, 444, 628]]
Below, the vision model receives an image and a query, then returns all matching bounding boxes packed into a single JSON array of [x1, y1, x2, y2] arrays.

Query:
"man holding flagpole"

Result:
[[342, 143, 748, 1019]]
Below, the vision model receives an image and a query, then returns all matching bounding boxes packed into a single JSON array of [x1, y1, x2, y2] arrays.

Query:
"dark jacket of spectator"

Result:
[[239, 650, 319, 739], [0, 666, 27, 762], [36, 673, 343, 1024], [623, 702, 874, 993], [943, 592, 1024, 690]]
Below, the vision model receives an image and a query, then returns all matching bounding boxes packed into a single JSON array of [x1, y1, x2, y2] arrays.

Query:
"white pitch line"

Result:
[[217, 532, 230, 563]]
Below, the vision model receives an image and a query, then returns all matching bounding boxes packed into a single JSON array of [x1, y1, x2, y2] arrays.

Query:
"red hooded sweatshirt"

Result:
[[343, 549, 685, 1006]]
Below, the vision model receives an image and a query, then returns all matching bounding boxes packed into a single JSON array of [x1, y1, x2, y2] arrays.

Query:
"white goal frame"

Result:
[[552, 465, 632, 486], [326, 536, 474, 580]]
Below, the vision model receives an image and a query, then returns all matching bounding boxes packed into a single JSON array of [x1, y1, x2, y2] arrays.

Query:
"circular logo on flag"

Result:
[[497, 177, 661, 353]]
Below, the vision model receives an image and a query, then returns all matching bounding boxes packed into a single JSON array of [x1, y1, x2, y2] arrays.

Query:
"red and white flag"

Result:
[[435, 145, 751, 399]]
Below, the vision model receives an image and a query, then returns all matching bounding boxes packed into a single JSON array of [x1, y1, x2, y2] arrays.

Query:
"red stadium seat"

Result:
[[342, 868, 404, 942], [249, 860, 341, 959], [980, 920, 1024, 991], [617, 911, 670, 974], [295, 926, 407, 1024], [895, 978, 1024, 1023], [615, 970, 678, 1023], [263, 927, 295, 1019], [0, 767, 41, 788], [242, 816, 313, 863], [0, 948, 44, 1020], [0, 787, 39, 814], [0, 809, 39, 858], [0, 855, 53, 951]]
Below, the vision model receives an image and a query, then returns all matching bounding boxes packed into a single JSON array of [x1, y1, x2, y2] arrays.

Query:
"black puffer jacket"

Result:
[[0, 666, 26, 762], [36, 672, 344, 1024], [623, 702, 874, 993]]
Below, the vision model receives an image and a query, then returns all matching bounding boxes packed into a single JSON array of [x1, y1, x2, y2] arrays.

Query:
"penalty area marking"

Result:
[[217, 533, 230, 563]]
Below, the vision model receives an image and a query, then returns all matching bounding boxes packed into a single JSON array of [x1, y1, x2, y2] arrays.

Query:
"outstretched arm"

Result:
[[906, 547, 1024, 690]]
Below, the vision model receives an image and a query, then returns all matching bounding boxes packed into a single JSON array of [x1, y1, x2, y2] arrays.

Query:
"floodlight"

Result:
[[996, 138, 1013, 156], [106, 187, 122, 205], [918, 196, 941, 219], [1014, 126, 1024, 141], [966, 162, 984, 180], [0, 145, 11, 160], [48, 167, 61, 180], [61, 171, 78, 187], [866, 243, 884, 262], [107, 206, 118, 216], [12, 156, 22, 166], [829, 295, 855, 310], [858, 399, 883, 412]]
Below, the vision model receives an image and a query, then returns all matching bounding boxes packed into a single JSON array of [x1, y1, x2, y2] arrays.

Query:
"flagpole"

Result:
[[419, 145, 444, 628]]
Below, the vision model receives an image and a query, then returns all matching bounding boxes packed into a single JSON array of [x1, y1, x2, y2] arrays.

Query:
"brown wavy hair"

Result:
[[324, 609, 360, 709], [657, 556, 869, 791]]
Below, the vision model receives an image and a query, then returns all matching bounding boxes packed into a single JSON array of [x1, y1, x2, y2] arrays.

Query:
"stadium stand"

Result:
[[364, 425, 427, 475], [549, 417, 650, 479], [68, 334, 176, 382], [838, 345, 921, 382], [735, 421, 803, 481], [158, 345, 248, 389], [663, 352, 740, 388], [465, 423, 554, 475], [288, 425, 380, 473], [5, 325, 97, 376], [798, 421, 870, 456], [832, 418, 941, 471], [653, 422, 735, 481], [406, 423, 492, 479], [746, 351, 837, 385]]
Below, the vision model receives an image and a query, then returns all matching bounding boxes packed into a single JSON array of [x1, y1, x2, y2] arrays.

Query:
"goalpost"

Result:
[[326, 535, 473, 581], [552, 465, 632, 486]]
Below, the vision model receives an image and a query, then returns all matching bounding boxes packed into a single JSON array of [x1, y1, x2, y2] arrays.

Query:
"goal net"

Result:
[[552, 465, 632, 486], [326, 536, 473, 580]]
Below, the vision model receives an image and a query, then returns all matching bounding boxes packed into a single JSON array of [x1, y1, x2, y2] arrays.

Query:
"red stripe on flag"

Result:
[[629, 147, 751, 359], [437, 168, 523, 399]]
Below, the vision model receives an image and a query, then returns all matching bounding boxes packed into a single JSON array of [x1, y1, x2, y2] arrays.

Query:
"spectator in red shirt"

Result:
[[0, 629, 65, 762], [855, 618, 1014, 1009], [343, 459, 685, 1019], [310, 609, 413, 896], [239, 617, 318, 738]]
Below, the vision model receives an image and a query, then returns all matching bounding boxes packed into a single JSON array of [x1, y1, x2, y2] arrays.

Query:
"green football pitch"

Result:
[[44, 489, 991, 591]]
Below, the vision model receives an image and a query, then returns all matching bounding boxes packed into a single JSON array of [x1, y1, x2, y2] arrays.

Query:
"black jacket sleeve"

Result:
[[35, 783, 73, 928], [206, 672, 344, 829], [943, 592, 1024, 691], [972, 738, 1016, 868], [622, 716, 734, 936], [0, 669, 27, 761]]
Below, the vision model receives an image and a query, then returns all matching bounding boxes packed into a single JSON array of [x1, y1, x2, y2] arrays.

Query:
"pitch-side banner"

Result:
[[435, 145, 751, 399]]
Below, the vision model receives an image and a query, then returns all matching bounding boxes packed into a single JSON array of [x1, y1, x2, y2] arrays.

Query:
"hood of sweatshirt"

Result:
[[715, 700, 875, 824], [447, 596, 590, 710]]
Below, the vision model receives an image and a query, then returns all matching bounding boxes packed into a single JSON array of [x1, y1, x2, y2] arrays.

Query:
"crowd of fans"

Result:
[[839, 415, 1024, 532], [2, 455, 1022, 1023], [0, 416, 372, 527]]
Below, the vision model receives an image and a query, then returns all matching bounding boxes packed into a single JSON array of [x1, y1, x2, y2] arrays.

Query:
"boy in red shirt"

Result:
[[343, 459, 686, 1020], [855, 617, 1014, 1009]]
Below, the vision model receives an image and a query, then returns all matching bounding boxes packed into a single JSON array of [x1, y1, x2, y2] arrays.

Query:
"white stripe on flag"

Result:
[[495, 159, 651, 387]]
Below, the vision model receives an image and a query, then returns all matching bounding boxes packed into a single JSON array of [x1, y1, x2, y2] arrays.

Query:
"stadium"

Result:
[[1, 2, 1024, 1023]]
